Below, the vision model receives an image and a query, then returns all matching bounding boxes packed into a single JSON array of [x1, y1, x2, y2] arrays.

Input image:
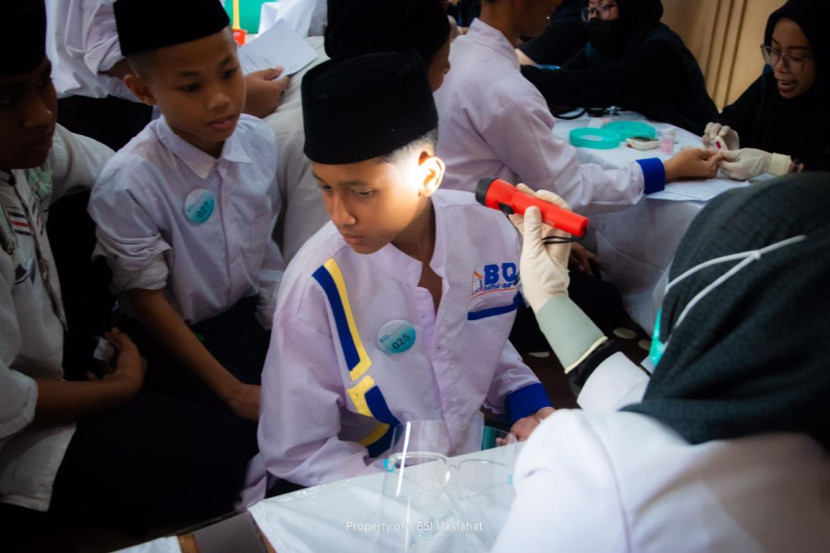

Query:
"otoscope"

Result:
[[475, 178, 589, 237]]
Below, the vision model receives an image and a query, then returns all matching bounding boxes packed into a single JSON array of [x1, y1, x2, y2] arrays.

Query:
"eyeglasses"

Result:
[[383, 452, 513, 500], [760, 44, 812, 74], [581, 3, 618, 22]]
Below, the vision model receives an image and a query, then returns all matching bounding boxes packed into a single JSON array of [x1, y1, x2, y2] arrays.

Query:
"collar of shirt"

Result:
[[156, 116, 252, 180], [466, 18, 520, 70], [366, 195, 450, 286]]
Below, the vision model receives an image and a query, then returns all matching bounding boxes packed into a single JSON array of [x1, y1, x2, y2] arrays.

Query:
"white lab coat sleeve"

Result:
[[88, 166, 170, 292], [0, 260, 37, 443], [257, 311, 372, 487], [483, 339, 552, 423], [479, 96, 646, 214], [492, 410, 629, 553], [48, 124, 114, 203], [578, 351, 649, 412]]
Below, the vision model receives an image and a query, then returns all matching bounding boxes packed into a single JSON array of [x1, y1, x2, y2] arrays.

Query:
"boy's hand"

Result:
[[244, 67, 291, 118], [569, 243, 599, 277], [91, 327, 147, 400], [509, 406, 555, 442], [225, 381, 261, 421], [663, 148, 723, 182]]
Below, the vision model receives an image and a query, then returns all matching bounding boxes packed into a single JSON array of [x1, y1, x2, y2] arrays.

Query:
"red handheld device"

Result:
[[475, 178, 589, 237]]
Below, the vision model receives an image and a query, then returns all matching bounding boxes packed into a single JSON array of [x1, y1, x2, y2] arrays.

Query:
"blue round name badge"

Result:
[[184, 188, 215, 224], [377, 320, 416, 355]]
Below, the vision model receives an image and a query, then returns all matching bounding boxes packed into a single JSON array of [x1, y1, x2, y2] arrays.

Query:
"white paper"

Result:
[[238, 19, 318, 76], [648, 178, 749, 201]]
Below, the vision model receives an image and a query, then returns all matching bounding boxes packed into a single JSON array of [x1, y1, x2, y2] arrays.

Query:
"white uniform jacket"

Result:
[[89, 115, 285, 326], [256, 190, 551, 487], [45, 0, 137, 101], [433, 18, 666, 214], [1, 126, 113, 511], [494, 353, 830, 553]]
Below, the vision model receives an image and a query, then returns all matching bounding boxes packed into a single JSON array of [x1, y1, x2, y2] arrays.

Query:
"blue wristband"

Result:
[[637, 158, 666, 194], [505, 383, 553, 424]]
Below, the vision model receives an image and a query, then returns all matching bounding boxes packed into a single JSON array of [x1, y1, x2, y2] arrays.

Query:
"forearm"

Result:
[[128, 289, 238, 399], [32, 378, 135, 427], [101, 58, 131, 79]]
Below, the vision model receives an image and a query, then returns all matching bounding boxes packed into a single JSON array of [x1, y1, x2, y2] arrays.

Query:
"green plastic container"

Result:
[[603, 121, 657, 140], [569, 127, 621, 149]]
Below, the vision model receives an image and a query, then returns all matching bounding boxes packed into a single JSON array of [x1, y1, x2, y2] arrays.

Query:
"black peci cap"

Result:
[[114, 0, 230, 57], [302, 47, 438, 164]]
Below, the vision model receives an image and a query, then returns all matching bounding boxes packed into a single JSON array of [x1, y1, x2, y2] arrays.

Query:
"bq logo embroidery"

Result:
[[471, 263, 518, 299]]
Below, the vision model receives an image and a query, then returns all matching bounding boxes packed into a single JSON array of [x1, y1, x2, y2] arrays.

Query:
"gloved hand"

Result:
[[719, 148, 793, 181], [508, 184, 571, 313], [702, 122, 740, 150]]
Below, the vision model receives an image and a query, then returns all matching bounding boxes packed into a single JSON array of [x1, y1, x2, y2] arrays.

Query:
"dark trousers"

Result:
[[120, 296, 271, 411], [46, 191, 116, 382], [57, 95, 152, 152], [2, 392, 258, 551]]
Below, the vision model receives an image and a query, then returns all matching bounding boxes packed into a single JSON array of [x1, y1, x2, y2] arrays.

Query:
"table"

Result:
[[117, 444, 521, 553], [551, 112, 749, 332]]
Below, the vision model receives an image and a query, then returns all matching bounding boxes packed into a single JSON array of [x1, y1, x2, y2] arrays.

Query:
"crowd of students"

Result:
[[1, 0, 827, 551]]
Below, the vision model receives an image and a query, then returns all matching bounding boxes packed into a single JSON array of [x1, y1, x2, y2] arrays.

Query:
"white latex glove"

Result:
[[507, 184, 571, 313], [702, 122, 740, 150], [719, 148, 792, 180]]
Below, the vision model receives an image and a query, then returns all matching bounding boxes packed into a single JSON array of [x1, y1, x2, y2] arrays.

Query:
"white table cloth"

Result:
[[551, 112, 750, 332]]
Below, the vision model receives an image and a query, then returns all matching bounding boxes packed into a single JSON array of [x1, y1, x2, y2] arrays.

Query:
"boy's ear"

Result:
[[417, 151, 444, 197], [124, 74, 157, 107]]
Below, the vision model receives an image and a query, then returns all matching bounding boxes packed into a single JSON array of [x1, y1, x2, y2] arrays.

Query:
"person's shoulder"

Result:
[[234, 113, 278, 148], [91, 123, 168, 198]]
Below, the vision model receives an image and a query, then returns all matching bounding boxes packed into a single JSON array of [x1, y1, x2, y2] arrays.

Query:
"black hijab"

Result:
[[586, 0, 663, 57], [626, 173, 830, 449], [720, 1, 830, 169]]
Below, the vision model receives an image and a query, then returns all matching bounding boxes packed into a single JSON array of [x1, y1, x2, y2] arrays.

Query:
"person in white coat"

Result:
[[493, 173, 830, 552], [247, 48, 554, 499], [433, 0, 722, 214]]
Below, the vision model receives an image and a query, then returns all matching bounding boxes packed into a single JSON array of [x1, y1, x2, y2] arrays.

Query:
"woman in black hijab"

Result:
[[521, 0, 717, 135], [705, 0, 830, 178], [493, 172, 830, 551]]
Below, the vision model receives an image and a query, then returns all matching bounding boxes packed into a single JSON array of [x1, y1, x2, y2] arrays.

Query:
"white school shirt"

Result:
[[493, 353, 830, 553], [89, 115, 285, 326], [0, 126, 114, 511], [45, 0, 137, 101], [264, 37, 330, 264], [255, 190, 551, 488], [433, 18, 653, 215]]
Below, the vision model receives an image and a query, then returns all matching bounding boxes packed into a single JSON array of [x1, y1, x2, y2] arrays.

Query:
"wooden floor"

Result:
[[519, 313, 651, 411]]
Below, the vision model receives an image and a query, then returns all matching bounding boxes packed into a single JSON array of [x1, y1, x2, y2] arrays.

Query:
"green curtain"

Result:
[[224, 0, 271, 32]]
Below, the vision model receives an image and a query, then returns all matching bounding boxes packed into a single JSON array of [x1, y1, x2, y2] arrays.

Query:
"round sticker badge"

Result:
[[377, 320, 417, 355], [184, 188, 215, 224]]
